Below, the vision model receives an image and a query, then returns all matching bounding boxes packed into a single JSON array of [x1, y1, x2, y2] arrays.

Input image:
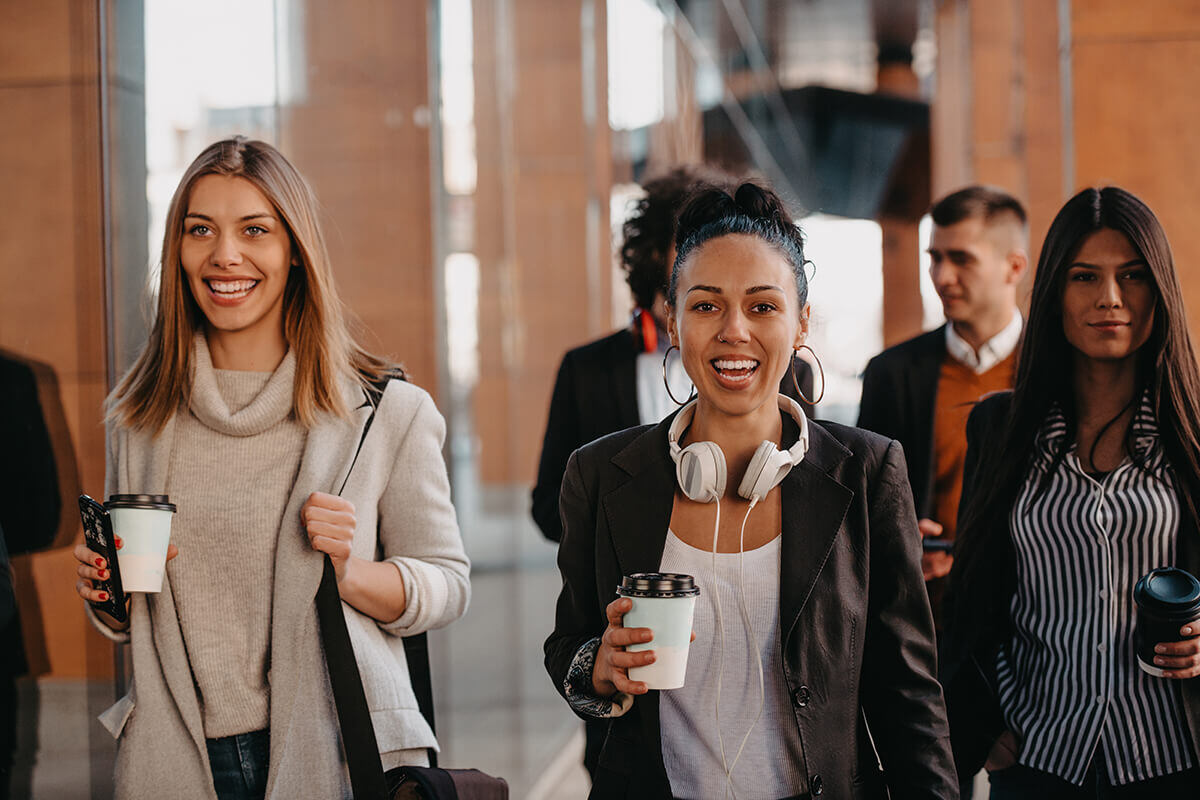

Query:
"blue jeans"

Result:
[[206, 729, 269, 800], [988, 755, 1199, 799]]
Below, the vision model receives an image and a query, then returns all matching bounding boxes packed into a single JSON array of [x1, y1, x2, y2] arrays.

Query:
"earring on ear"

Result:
[[791, 345, 825, 405], [662, 345, 697, 406]]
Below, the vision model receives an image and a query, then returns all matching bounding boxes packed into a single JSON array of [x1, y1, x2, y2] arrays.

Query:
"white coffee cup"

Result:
[[106, 494, 177, 593], [618, 573, 700, 690]]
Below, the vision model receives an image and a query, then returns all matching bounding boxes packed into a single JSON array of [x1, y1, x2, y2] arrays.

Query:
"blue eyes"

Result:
[[185, 224, 270, 237]]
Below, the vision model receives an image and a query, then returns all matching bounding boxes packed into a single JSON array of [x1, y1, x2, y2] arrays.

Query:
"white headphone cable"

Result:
[[710, 499, 735, 800], [727, 497, 767, 787]]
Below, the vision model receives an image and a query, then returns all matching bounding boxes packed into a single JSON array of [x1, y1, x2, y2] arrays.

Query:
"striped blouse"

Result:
[[995, 396, 1197, 785]]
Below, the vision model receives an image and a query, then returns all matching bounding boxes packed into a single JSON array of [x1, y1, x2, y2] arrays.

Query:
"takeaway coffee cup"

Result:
[[617, 573, 700, 690], [1134, 567, 1200, 677], [106, 494, 177, 593]]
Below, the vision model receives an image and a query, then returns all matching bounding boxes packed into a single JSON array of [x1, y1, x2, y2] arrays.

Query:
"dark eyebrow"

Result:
[[184, 212, 278, 222], [928, 247, 971, 259], [1068, 259, 1147, 269], [684, 284, 785, 296]]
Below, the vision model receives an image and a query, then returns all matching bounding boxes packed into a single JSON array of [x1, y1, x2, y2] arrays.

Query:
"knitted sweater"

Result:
[[89, 336, 472, 799], [168, 340, 306, 736]]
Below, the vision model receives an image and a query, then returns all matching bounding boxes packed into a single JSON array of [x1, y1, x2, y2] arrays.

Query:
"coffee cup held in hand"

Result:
[[106, 494, 177, 593], [617, 573, 700, 690], [1133, 567, 1200, 677]]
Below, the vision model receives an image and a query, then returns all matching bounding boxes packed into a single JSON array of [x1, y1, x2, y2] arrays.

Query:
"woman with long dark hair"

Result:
[[943, 186, 1200, 797], [545, 181, 956, 799], [69, 137, 470, 799]]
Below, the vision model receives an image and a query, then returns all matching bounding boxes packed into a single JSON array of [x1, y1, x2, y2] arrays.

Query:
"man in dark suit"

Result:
[[532, 167, 813, 774], [857, 186, 1027, 623]]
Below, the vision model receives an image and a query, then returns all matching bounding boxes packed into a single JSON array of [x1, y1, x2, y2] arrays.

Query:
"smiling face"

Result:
[[180, 174, 295, 360], [667, 234, 807, 420], [1061, 227, 1157, 365]]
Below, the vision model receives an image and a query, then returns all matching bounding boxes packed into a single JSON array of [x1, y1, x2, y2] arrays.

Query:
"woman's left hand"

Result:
[[302, 492, 357, 581], [1155, 625, 1200, 679]]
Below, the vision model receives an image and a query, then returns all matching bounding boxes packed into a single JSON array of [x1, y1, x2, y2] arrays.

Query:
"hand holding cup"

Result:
[[1152, 624, 1200, 679], [593, 596, 656, 698], [73, 538, 178, 629]]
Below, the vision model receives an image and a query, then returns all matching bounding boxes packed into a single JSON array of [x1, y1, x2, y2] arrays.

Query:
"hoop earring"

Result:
[[662, 345, 697, 406], [792, 345, 825, 405]]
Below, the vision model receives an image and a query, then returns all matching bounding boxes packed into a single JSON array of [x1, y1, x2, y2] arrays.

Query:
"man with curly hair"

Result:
[[533, 165, 733, 547]]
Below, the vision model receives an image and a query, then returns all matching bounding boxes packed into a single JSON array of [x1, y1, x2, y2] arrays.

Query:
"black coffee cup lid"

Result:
[[106, 494, 177, 513], [617, 572, 700, 598], [1134, 568, 1200, 616]]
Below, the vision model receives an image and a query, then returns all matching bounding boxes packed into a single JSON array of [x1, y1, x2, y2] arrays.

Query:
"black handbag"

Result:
[[317, 376, 509, 799]]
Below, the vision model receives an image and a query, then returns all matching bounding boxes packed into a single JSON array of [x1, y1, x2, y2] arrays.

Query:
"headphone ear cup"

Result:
[[737, 441, 795, 502], [676, 441, 727, 503]]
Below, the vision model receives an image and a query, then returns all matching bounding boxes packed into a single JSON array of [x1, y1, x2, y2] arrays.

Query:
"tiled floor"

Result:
[[428, 559, 593, 799]]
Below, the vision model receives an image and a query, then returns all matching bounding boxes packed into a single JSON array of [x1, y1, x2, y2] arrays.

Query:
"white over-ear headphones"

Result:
[[667, 394, 809, 504]]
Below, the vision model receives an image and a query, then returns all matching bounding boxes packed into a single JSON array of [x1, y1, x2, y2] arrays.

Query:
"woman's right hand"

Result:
[[984, 729, 1020, 773], [73, 538, 178, 627], [592, 596, 655, 698]]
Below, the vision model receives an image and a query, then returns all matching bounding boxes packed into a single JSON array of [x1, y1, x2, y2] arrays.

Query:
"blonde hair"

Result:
[[111, 136, 394, 432]]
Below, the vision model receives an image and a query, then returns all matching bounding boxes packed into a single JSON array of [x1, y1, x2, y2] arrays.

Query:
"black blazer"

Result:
[[857, 326, 946, 519], [532, 328, 816, 542], [544, 410, 958, 799], [940, 392, 1200, 778], [0, 355, 60, 679]]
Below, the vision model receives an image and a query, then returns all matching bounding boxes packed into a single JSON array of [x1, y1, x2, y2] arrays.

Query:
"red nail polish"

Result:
[[98, 592, 108, 601], [95, 558, 104, 567], [98, 569, 107, 579]]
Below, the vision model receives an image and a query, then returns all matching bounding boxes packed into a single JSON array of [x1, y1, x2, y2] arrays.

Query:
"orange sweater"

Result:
[[927, 352, 1015, 624]]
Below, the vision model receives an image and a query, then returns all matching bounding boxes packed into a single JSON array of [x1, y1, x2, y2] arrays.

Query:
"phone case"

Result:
[[78, 494, 128, 624]]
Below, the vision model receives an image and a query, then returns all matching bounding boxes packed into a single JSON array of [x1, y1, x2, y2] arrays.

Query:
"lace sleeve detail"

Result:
[[563, 637, 633, 719]]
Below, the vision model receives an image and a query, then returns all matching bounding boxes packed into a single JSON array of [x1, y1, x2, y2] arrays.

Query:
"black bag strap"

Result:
[[317, 371, 439, 799], [317, 557, 390, 799]]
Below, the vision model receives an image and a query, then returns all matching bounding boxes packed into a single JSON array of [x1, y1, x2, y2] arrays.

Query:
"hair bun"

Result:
[[733, 182, 790, 227], [675, 187, 739, 247]]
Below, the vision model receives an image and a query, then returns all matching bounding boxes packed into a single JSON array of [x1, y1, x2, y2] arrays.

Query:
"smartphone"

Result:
[[921, 538, 954, 554], [78, 494, 128, 624]]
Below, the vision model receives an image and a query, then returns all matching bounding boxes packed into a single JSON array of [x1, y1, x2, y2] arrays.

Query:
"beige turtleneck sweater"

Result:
[[165, 337, 307, 737]]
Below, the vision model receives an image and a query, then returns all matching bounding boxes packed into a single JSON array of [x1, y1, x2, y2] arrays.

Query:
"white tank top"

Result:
[[658, 530, 805, 800]]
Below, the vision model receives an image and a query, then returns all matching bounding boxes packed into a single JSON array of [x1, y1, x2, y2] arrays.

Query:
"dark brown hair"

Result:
[[620, 165, 734, 311], [931, 185, 1027, 232], [669, 181, 808, 308], [953, 186, 1200, 633]]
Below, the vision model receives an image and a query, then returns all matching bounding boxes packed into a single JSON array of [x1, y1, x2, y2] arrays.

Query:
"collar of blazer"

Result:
[[603, 405, 854, 647]]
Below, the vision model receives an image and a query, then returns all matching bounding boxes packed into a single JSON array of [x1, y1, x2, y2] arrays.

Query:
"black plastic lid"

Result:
[[1134, 568, 1200, 618], [106, 494, 177, 513], [616, 572, 699, 598]]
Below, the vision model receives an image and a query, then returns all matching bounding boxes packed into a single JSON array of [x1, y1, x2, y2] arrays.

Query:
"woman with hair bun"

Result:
[[70, 137, 470, 799], [546, 181, 956, 798], [944, 187, 1200, 797]]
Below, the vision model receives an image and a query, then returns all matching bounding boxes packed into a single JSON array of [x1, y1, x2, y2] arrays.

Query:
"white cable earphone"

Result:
[[668, 394, 810, 504], [666, 393, 809, 799]]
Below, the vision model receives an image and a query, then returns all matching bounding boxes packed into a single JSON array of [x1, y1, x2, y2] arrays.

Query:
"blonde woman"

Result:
[[71, 137, 470, 800]]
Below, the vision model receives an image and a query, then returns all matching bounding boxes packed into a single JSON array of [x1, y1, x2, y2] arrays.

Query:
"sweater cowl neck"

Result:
[[189, 332, 296, 437]]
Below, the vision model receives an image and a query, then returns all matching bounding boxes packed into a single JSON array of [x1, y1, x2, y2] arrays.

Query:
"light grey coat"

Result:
[[90, 376, 471, 799]]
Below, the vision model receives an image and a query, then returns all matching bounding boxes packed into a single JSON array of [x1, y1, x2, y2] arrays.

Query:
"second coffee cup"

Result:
[[618, 572, 700, 690], [106, 494, 177, 593], [1133, 566, 1200, 677]]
